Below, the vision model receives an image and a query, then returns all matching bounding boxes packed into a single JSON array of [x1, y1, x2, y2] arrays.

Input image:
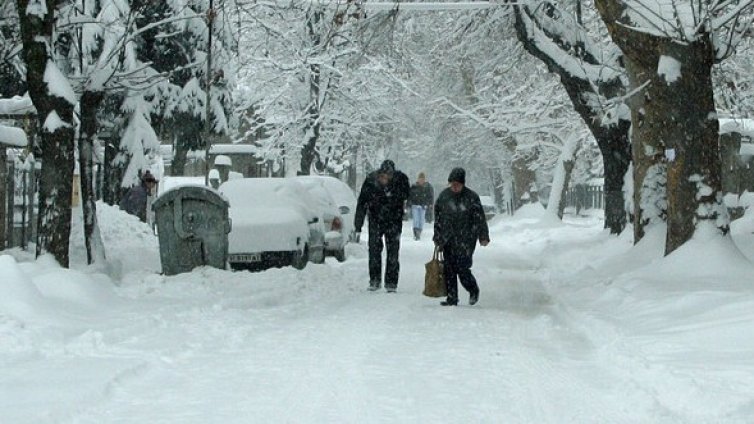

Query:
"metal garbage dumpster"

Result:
[[152, 186, 231, 275]]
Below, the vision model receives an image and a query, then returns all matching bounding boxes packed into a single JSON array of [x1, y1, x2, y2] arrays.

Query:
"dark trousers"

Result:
[[368, 224, 402, 287], [443, 245, 478, 303]]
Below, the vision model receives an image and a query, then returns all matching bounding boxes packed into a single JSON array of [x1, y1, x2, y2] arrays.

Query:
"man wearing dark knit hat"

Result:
[[354, 159, 410, 292], [433, 167, 490, 306]]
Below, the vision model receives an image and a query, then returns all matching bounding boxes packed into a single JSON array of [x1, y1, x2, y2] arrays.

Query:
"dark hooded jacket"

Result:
[[354, 161, 410, 232], [433, 185, 489, 255], [408, 182, 434, 207], [119, 183, 149, 222]]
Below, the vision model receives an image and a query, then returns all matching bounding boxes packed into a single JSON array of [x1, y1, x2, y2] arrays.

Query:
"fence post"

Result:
[[31, 164, 39, 244], [21, 169, 28, 250], [6, 160, 15, 248], [0, 149, 6, 249]]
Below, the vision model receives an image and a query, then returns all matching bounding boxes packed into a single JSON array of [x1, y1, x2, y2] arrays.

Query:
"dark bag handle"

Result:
[[432, 246, 443, 262]]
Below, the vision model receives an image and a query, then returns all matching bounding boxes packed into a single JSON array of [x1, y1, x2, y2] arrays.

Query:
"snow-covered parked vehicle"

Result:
[[296, 175, 358, 243], [219, 178, 326, 270], [295, 176, 352, 262]]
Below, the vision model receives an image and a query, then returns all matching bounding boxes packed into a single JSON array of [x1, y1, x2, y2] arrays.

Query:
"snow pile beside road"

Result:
[[514, 201, 545, 219], [0, 255, 47, 322], [0, 254, 122, 327], [69, 201, 160, 276]]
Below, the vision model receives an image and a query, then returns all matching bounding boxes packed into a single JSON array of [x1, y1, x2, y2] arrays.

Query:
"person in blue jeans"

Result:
[[433, 168, 490, 306], [408, 172, 433, 240]]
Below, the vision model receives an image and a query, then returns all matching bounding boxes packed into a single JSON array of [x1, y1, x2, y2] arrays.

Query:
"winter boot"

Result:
[[440, 299, 458, 306], [385, 286, 397, 293], [368, 280, 381, 291], [413, 228, 420, 241], [469, 290, 479, 306]]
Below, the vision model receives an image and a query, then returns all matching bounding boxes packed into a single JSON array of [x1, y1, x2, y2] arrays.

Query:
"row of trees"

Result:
[[3, 0, 754, 268], [7, 0, 235, 266]]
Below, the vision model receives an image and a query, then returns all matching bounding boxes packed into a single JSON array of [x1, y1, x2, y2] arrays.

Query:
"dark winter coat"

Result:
[[119, 184, 148, 222], [433, 186, 490, 256], [354, 170, 410, 232], [408, 182, 434, 207]]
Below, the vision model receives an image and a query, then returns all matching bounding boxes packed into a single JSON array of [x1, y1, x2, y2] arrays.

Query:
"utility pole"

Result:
[[204, 0, 215, 185]]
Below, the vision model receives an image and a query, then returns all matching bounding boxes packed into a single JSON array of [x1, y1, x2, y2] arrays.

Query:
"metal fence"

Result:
[[565, 184, 604, 213], [3, 155, 38, 249]]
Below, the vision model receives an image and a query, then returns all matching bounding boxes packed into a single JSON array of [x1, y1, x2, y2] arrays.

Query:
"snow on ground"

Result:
[[2, 204, 754, 423]]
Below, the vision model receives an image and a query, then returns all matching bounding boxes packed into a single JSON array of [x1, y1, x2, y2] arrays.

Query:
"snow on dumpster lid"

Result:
[[0, 124, 28, 147], [719, 118, 754, 137], [158, 176, 207, 196]]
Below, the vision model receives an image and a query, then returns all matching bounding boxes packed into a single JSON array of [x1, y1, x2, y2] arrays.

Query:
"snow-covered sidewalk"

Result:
[[2, 204, 754, 423]]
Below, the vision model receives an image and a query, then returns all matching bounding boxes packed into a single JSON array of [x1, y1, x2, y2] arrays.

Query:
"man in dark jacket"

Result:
[[408, 172, 433, 240], [354, 159, 410, 292], [119, 171, 156, 222], [433, 167, 490, 306]]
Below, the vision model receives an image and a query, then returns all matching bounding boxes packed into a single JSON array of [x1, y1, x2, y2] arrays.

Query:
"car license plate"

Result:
[[229, 253, 261, 263]]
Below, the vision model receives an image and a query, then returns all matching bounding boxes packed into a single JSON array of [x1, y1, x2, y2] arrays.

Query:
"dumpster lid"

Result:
[[153, 185, 229, 210]]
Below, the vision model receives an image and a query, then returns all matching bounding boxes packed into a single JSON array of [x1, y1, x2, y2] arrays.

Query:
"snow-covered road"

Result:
[[3, 204, 754, 423]]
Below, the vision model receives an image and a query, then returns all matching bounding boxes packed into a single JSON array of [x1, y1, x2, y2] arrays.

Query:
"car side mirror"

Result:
[[339, 206, 350, 215]]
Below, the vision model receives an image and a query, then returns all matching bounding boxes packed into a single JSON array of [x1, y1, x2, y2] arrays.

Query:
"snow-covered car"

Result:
[[219, 178, 326, 270], [480, 195, 498, 221], [296, 175, 358, 243], [295, 177, 349, 262]]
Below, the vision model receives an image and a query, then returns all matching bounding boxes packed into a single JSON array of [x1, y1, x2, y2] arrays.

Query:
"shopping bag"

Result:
[[423, 247, 446, 298]]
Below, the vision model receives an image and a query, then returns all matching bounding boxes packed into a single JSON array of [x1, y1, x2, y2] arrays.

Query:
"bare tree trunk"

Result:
[[79, 90, 106, 264], [102, 135, 123, 205], [513, 153, 538, 205], [545, 137, 579, 220], [596, 0, 727, 255], [17, 0, 76, 267], [300, 9, 325, 176], [172, 140, 189, 176], [513, 3, 631, 234], [599, 121, 632, 234], [299, 61, 321, 176], [0, 147, 6, 248]]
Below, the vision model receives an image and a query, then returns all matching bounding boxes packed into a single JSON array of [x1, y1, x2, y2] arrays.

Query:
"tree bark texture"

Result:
[[172, 140, 189, 176], [79, 90, 106, 264], [299, 10, 324, 176], [0, 147, 6, 248], [17, 0, 76, 267], [103, 135, 123, 205], [595, 0, 727, 255], [513, 2, 631, 234], [300, 61, 321, 176]]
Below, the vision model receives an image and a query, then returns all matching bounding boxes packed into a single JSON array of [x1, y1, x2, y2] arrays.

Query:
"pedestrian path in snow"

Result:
[[2, 207, 754, 423]]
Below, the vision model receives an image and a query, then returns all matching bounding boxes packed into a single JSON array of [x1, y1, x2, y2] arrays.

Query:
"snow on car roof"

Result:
[[296, 175, 356, 206], [220, 178, 313, 210]]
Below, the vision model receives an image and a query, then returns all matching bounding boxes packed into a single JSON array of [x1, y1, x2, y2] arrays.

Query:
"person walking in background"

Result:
[[354, 160, 410, 292], [119, 171, 157, 223], [433, 167, 490, 306], [408, 172, 433, 240]]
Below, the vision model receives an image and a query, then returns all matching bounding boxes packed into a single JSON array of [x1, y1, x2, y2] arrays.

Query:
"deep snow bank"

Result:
[[69, 201, 160, 277]]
